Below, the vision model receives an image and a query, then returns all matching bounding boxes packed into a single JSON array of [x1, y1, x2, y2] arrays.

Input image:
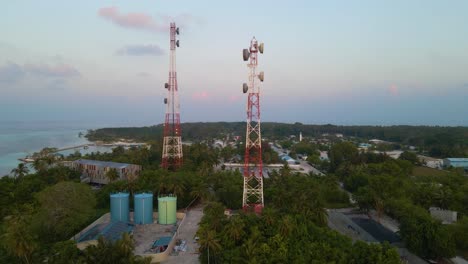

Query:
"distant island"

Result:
[[86, 122, 468, 158]]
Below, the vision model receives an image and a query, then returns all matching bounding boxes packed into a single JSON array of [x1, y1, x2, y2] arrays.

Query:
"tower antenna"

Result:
[[241, 37, 265, 213], [162, 23, 183, 170]]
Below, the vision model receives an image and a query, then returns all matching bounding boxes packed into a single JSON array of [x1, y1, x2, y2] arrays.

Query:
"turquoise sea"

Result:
[[0, 121, 130, 177]]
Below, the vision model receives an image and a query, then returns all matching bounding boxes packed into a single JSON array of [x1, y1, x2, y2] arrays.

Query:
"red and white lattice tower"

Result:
[[162, 23, 183, 170], [242, 37, 265, 213]]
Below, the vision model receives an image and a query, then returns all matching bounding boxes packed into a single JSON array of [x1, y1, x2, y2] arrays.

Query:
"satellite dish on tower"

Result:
[[243, 49, 250, 61], [176, 27, 180, 35], [258, 43, 264, 54], [165, 83, 169, 89], [258, 71, 264, 82], [243, 83, 248, 93], [176, 40, 180, 47], [164, 98, 168, 104]]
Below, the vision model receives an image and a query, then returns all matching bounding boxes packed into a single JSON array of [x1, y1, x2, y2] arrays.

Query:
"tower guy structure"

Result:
[[162, 23, 183, 170], [242, 37, 265, 213]]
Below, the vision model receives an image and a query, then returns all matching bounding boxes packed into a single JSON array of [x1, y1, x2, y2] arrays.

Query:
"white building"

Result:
[[418, 155, 443, 169], [369, 139, 386, 144], [429, 207, 457, 224], [319, 151, 329, 161], [372, 150, 403, 159]]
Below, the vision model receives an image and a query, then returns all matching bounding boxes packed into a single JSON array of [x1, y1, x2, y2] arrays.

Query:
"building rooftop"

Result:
[[445, 158, 468, 162], [153, 236, 172, 247], [77, 221, 134, 243], [74, 159, 136, 169]]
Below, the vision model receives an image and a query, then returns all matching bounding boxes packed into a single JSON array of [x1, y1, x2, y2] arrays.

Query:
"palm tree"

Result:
[[242, 238, 258, 263], [198, 228, 222, 264], [11, 163, 29, 179], [157, 175, 169, 195], [2, 212, 37, 264], [374, 197, 384, 223], [279, 215, 294, 237], [225, 217, 245, 242], [262, 207, 276, 226], [116, 233, 134, 256], [43, 154, 56, 167], [32, 158, 46, 172], [190, 182, 209, 203], [171, 179, 186, 197], [310, 200, 327, 226]]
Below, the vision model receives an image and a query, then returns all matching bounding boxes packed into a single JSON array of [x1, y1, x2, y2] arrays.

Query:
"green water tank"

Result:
[[158, 196, 177, 225]]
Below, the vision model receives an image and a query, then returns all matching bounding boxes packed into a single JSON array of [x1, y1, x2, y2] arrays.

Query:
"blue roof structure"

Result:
[[153, 236, 172, 247], [280, 155, 295, 162], [100, 221, 134, 241], [74, 159, 134, 169], [77, 221, 134, 243], [446, 158, 468, 162]]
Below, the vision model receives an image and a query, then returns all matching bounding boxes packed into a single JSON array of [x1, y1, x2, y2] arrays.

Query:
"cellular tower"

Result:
[[242, 37, 265, 213], [162, 23, 182, 170]]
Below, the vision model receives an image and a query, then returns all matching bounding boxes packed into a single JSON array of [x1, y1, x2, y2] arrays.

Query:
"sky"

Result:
[[1, 1, 467, 126]]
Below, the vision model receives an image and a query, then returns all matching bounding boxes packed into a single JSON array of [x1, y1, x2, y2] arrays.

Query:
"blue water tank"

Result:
[[134, 193, 154, 225], [110, 192, 130, 222]]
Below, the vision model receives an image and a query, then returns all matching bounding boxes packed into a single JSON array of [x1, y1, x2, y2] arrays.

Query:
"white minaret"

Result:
[[299, 132, 303, 142]]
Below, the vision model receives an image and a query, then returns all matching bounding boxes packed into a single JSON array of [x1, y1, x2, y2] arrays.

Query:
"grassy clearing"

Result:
[[412, 166, 448, 177]]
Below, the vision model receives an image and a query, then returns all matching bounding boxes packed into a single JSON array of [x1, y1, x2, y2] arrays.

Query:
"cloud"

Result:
[[0, 62, 80, 84], [229, 95, 241, 102], [46, 79, 69, 91], [137, 72, 151, 77], [24, 63, 80, 78], [0, 62, 25, 83], [117, 44, 165, 56], [192, 91, 209, 100], [388, 84, 399, 96], [98, 6, 167, 32], [98, 6, 198, 33]]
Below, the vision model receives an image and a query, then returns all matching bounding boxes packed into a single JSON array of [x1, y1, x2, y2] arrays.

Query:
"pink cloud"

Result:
[[192, 91, 209, 100], [388, 84, 399, 96], [98, 6, 198, 33], [99, 6, 165, 32], [229, 95, 241, 102]]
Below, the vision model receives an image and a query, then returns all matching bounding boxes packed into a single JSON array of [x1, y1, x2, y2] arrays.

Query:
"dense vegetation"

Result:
[[87, 122, 468, 157], [329, 141, 468, 259], [195, 169, 400, 263]]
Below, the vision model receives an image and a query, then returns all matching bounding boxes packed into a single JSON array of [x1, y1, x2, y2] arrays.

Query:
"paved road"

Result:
[[163, 205, 204, 264], [271, 145, 324, 175], [298, 160, 324, 175]]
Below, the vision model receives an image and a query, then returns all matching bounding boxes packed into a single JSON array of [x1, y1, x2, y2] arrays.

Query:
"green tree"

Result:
[[48, 240, 82, 264], [32, 158, 47, 172], [198, 228, 222, 264], [1, 210, 37, 264], [106, 168, 120, 182], [329, 141, 359, 172], [399, 151, 418, 164], [83, 234, 152, 264], [34, 182, 96, 241], [10, 163, 29, 179], [225, 217, 245, 242]]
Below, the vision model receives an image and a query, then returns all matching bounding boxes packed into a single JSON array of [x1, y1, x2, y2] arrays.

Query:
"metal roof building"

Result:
[[70, 159, 141, 184], [443, 158, 468, 170]]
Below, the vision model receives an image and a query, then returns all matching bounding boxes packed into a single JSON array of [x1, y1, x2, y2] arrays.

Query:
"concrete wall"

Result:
[[73, 211, 187, 264]]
